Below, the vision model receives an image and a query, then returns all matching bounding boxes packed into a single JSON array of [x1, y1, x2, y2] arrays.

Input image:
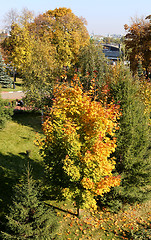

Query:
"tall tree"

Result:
[[32, 7, 90, 73], [2, 8, 19, 33], [1, 165, 58, 239], [36, 79, 120, 215], [124, 17, 151, 78], [2, 15, 56, 108], [2, 7, 90, 107], [2, 8, 35, 74], [2, 7, 89, 77], [101, 63, 151, 208]]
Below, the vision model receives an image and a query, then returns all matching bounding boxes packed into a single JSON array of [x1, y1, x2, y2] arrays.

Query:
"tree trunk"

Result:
[[77, 207, 83, 218]]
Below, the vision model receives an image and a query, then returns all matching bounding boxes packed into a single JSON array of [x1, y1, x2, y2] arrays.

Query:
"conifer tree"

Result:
[[103, 64, 151, 207], [0, 53, 12, 88], [1, 165, 58, 239]]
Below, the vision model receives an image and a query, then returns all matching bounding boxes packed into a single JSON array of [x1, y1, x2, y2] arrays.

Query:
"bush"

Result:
[[0, 97, 13, 129]]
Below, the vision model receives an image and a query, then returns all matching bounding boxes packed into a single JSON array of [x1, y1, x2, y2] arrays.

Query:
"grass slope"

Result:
[[0, 112, 44, 224], [1, 77, 23, 92]]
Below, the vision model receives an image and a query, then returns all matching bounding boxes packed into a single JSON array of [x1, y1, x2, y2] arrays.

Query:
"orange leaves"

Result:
[[37, 78, 121, 210], [96, 175, 121, 196], [81, 177, 94, 190], [124, 17, 150, 75]]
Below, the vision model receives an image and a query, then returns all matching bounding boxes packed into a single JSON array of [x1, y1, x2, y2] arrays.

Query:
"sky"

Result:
[[0, 0, 150, 36]]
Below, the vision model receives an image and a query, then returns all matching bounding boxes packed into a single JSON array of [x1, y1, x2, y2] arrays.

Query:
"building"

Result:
[[101, 43, 122, 63]]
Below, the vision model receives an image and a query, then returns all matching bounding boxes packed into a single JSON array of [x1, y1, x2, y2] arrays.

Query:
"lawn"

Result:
[[1, 77, 23, 92], [0, 111, 44, 229], [0, 110, 150, 239]]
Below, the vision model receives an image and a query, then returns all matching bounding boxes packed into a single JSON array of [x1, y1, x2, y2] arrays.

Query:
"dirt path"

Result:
[[1, 91, 25, 100]]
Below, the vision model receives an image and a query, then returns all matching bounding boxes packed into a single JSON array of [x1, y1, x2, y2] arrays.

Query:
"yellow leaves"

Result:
[[36, 79, 121, 210], [44, 7, 89, 69], [47, 7, 72, 18], [139, 80, 151, 117], [81, 177, 94, 190], [63, 155, 81, 182], [3, 7, 89, 86]]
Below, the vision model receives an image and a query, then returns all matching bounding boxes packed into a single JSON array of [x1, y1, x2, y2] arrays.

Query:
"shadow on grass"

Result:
[[45, 203, 77, 217], [12, 111, 43, 133], [0, 152, 45, 215]]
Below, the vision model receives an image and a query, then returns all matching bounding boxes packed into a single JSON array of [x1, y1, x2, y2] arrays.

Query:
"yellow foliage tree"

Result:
[[2, 7, 89, 107], [33, 7, 90, 73], [36, 77, 121, 214]]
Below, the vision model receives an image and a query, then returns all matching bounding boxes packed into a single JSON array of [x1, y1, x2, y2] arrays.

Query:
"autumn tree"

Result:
[[2, 7, 89, 76], [36, 78, 120, 215], [21, 33, 56, 108], [124, 17, 151, 78], [2, 8, 35, 71], [2, 7, 89, 107], [2, 9, 56, 108], [32, 7, 90, 75]]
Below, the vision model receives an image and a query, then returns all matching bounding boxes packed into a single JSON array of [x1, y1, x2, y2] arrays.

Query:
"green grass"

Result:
[[0, 111, 151, 239], [0, 111, 44, 222], [1, 77, 23, 92]]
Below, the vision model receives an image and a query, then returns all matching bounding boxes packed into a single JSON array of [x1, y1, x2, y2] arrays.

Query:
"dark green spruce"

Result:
[[1, 165, 58, 239], [99, 64, 151, 210]]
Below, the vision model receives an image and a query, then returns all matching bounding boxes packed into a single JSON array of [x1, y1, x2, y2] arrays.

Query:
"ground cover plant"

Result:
[[45, 198, 151, 239]]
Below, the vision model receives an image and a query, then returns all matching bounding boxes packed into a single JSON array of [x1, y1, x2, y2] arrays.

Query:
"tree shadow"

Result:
[[45, 203, 77, 217], [0, 152, 45, 215], [12, 111, 43, 133]]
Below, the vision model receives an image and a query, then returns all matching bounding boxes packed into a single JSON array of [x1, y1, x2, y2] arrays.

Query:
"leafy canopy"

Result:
[[124, 17, 151, 78], [36, 77, 121, 211]]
